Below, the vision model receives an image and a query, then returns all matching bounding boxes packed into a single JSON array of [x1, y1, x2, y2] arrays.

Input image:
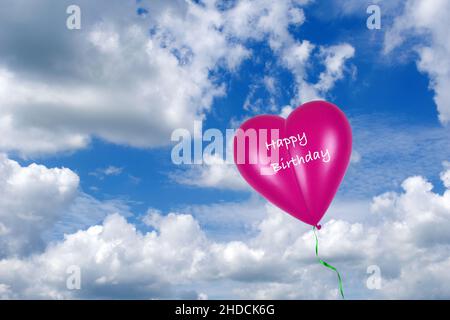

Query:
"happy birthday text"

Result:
[[267, 133, 331, 173]]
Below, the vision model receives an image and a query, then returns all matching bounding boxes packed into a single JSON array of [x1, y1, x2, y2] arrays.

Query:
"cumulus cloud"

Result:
[[384, 0, 450, 124], [369, 172, 450, 298], [1, 162, 450, 299], [0, 0, 247, 155], [0, 154, 79, 257], [2, 0, 447, 300], [0, 0, 355, 155], [0, 154, 132, 258]]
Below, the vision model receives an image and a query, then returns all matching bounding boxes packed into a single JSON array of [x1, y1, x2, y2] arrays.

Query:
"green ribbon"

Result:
[[313, 226, 345, 299]]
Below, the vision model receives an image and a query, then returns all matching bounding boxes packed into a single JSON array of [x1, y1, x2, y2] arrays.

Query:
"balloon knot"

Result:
[[315, 224, 321, 230]]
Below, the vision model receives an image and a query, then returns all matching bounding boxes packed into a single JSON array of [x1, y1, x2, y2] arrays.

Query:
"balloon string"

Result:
[[313, 226, 345, 299]]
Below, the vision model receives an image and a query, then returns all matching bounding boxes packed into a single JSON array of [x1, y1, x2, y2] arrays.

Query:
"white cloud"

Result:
[[46, 193, 132, 242], [1, 162, 450, 299], [0, 154, 79, 257], [0, 1, 356, 155], [280, 105, 294, 118], [103, 166, 123, 176], [442, 161, 450, 189], [316, 44, 356, 93], [89, 166, 123, 180], [282, 41, 355, 104], [172, 153, 249, 191], [0, 22, 228, 153], [0, 154, 132, 258], [0, 1, 248, 155], [350, 150, 362, 163], [384, 0, 450, 124], [290, 43, 355, 104], [263, 76, 277, 95]]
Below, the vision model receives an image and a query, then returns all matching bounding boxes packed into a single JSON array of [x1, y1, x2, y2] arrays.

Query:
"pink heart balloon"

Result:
[[234, 101, 352, 228]]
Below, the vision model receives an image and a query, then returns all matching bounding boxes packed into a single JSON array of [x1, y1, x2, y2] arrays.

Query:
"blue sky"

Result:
[[23, 1, 447, 215], [1, 0, 450, 299], [19, 1, 444, 207]]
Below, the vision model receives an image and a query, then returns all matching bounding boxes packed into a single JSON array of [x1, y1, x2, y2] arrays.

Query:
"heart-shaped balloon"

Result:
[[233, 100, 352, 228]]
